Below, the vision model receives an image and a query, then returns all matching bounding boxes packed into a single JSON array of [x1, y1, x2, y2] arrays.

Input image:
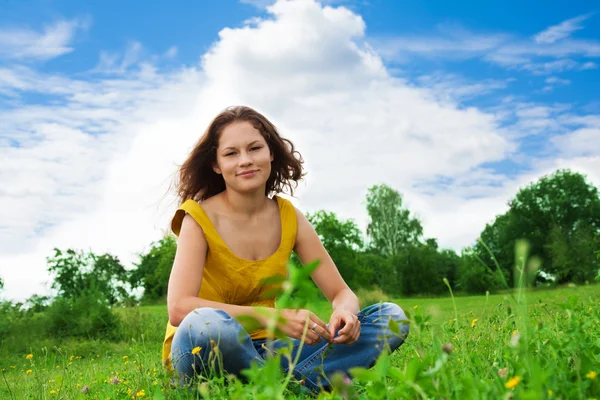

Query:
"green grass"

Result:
[[2, 284, 599, 399]]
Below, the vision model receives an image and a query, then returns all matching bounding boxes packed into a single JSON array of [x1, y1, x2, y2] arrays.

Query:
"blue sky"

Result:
[[1, 0, 599, 301]]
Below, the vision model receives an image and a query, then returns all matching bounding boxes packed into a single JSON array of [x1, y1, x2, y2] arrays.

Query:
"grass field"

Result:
[[1, 283, 599, 399]]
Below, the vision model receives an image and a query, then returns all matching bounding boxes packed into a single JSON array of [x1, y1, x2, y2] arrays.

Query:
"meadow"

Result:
[[1, 281, 598, 400]]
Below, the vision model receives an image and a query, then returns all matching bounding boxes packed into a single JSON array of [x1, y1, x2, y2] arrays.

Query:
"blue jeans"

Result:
[[170, 302, 410, 393]]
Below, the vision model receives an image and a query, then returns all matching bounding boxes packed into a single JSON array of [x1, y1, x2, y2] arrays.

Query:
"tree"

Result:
[[365, 184, 423, 256], [46, 248, 131, 305], [306, 210, 363, 251], [458, 248, 504, 294], [0, 276, 3, 291], [305, 210, 367, 289], [545, 222, 600, 283], [474, 169, 600, 285], [129, 235, 177, 302]]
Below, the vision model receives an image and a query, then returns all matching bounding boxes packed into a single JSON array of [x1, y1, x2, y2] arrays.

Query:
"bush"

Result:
[[458, 255, 504, 294], [45, 289, 123, 341]]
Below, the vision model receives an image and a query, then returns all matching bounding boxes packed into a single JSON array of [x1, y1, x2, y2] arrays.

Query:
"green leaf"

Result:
[[349, 367, 378, 382]]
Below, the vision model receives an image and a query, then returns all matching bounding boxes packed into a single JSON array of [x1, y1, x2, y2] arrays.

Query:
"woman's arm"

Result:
[[166, 213, 264, 326], [292, 208, 361, 343]]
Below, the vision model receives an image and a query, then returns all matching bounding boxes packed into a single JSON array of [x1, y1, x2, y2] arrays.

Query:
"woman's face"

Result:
[[214, 121, 273, 194]]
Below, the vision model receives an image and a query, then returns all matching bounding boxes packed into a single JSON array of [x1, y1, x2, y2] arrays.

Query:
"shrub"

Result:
[[45, 289, 123, 341]]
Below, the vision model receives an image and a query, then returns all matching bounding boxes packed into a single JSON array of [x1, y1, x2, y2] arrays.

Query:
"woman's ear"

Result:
[[212, 162, 222, 174]]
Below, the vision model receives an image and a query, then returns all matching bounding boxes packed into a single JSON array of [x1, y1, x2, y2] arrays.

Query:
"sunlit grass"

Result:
[[2, 282, 599, 399]]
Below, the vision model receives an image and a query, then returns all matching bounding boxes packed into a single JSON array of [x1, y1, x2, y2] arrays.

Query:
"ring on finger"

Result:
[[311, 322, 317, 332]]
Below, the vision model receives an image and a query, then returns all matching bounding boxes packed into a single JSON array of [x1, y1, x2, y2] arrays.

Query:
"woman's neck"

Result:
[[222, 188, 270, 218]]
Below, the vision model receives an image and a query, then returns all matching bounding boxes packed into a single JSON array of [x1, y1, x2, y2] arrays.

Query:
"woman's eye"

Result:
[[225, 152, 235, 157], [250, 146, 261, 151]]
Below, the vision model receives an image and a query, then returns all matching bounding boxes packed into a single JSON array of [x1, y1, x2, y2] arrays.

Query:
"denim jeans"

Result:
[[170, 302, 410, 393]]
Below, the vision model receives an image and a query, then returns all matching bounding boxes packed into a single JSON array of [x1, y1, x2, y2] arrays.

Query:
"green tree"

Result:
[[475, 169, 600, 285], [0, 276, 3, 291], [129, 235, 177, 302], [392, 243, 461, 296], [46, 248, 131, 305], [545, 222, 600, 283], [306, 210, 367, 289], [365, 184, 423, 256], [458, 247, 504, 294]]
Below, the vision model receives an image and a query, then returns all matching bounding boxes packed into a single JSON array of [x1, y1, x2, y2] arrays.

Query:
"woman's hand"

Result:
[[278, 309, 332, 345], [329, 310, 361, 344]]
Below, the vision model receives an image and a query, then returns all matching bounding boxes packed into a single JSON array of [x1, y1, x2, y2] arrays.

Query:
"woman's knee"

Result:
[[380, 302, 410, 337], [175, 307, 241, 346]]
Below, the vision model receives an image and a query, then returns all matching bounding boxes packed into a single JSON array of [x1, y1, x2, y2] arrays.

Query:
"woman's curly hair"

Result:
[[173, 106, 305, 205]]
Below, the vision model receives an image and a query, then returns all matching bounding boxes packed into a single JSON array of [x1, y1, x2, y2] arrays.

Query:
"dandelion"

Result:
[[586, 371, 597, 380], [70, 355, 74, 361], [123, 356, 128, 359], [25, 369, 32, 374], [505, 376, 521, 389], [471, 318, 478, 328], [413, 305, 418, 309], [153, 381, 158, 386], [50, 390, 57, 395], [56, 365, 60, 369], [191, 346, 202, 355], [124, 361, 129, 365], [26, 354, 33, 360], [136, 389, 145, 397], [10, 366, 15, 369], [512, 329, 518, 335]]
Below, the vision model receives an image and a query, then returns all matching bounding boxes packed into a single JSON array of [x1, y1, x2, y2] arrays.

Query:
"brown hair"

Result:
[[173, 106, 305, 205]]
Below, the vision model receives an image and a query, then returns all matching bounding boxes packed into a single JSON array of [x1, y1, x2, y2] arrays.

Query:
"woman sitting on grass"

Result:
[[163, 105, 410, 394]]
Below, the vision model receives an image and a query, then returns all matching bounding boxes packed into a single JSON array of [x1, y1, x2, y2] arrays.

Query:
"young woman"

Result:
[[162, 106, 410, 394]]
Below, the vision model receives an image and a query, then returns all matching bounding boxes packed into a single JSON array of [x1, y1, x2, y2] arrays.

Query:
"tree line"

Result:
[[2, 168, 599, 311]]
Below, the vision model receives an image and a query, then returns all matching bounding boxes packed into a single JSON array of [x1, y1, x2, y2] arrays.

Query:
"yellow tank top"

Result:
[[161, 195, 297, 371]]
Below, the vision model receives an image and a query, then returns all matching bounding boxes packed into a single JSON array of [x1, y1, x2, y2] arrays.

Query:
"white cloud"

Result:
[[0, 0, 597, 303], [533, 15, 589, 44], [0, 19, 87, 60]]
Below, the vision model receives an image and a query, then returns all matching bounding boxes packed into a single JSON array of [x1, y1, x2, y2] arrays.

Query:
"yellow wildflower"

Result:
[[56, 365, 60, 369], [123, 356, 128, 359], [124, 361, 129, 365], [136, 389, 145, 397], [153, 381, 158, 386], [413, 305, 418, 309], [26, 369, 32, 374], [505, 376, 521, 389], [50, 390, 56, 395], [548, 389, 553, 396], [471, 318, 478, 328], [69, 355, 74, 361], [26, 354, 33, 360], [512, 330, 518, 335], [586, 371, 597, 380], [191, 346, 201, 355]]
